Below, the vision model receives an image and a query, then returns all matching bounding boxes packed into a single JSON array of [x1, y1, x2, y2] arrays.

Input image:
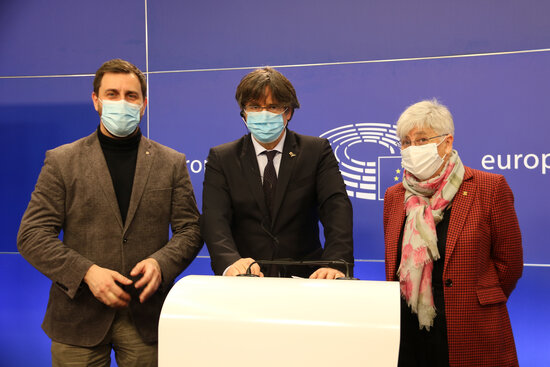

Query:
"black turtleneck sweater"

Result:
[[97, 126, 141, 225]]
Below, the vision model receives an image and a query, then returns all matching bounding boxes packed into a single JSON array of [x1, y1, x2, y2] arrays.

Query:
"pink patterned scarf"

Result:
[[398, 150, 464, 330]]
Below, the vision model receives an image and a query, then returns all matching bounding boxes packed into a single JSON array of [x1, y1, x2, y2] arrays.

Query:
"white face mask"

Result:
[[401, 138, 447, 181], [99, 98, 143, 137]]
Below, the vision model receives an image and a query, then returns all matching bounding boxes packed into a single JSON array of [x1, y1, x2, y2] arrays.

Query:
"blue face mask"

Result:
[[99, 98, 142, 137], [245, 111, 285, 143]]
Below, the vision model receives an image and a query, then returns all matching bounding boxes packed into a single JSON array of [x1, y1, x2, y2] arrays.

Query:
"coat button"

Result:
[[445, 279, 453, 287], [123, 238, 128, 244]]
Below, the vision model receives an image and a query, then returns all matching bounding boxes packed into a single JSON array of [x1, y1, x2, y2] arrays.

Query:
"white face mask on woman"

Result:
[[401, 137, 447, 181]]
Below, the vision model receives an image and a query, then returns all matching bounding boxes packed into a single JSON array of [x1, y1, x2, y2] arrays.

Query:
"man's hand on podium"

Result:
[[309, 267, 344, 280], [226, 258, 264, 277]]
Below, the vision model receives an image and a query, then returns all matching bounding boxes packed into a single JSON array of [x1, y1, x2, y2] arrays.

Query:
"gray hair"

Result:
[[395, 99, 454, 139]]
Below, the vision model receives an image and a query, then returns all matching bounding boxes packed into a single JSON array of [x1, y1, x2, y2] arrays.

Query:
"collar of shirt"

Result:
[[251, 130, 286, 156], [251, 130, 286, 179]]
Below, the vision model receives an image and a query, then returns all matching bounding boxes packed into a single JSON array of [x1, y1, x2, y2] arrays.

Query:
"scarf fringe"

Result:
[[400, 293, 437, 330], [417, 303, 437, 330]]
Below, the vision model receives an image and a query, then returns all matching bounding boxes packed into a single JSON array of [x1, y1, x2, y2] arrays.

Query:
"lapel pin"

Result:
[[145, 151, 150, 155], [289, 152, 296, 158], [463, 191, 468, 196]]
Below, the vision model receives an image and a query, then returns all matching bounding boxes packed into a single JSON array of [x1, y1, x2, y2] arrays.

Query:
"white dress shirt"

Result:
[[250, 130, 286, 182]]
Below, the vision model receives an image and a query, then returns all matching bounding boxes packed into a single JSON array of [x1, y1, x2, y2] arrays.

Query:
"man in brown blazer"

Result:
[[17, 59, 202, 366]]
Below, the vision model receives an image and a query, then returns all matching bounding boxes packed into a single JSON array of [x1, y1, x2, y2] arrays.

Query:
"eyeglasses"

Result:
[[243, 105, 288, 114], [400, 134, 448, 149]]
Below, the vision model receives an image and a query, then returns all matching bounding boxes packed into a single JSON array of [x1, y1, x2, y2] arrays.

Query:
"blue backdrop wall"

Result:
[[1, 1, 549, 365]]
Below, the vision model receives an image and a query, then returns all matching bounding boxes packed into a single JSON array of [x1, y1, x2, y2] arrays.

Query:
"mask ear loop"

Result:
[[436, 135, 448, 147], [241, 111, 250, 134], [436, 134, 450, 161]]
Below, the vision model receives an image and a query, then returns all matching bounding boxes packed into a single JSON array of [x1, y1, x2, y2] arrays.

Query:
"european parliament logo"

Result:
[[320, 123, 402, 201]]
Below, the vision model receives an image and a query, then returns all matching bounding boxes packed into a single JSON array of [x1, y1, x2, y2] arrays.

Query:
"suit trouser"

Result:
[[51, 308, 157, 367]]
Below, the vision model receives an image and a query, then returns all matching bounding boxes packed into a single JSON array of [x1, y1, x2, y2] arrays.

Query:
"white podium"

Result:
[[159, 275, 400, 366]]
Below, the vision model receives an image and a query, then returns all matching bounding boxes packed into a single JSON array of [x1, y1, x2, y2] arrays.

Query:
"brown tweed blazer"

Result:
[[384, 166, 523, 367], [17, 131, 202, 347]]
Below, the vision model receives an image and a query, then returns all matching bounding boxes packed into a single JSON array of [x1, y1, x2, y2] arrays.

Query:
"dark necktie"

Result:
[[262, 150, 278, 216]]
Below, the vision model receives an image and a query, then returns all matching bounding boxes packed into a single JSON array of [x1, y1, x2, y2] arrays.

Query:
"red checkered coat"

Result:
[[384, 166, 523, 367]]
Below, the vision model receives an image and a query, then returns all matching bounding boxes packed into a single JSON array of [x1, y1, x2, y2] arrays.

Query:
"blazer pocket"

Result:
[[141, 188, 172, 217], [145, 187, 173, 193], [476, 286, 507, 306], [143, 187, 172, 201]]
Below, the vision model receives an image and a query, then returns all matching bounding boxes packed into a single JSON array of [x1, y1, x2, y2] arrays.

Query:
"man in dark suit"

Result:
[[17, 59, 202, 366], [201, 67, 353, 279]]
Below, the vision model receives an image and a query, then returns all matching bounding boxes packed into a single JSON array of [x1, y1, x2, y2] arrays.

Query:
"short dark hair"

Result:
[[93, 59, 147, 98], [235, 67, 300, 116]]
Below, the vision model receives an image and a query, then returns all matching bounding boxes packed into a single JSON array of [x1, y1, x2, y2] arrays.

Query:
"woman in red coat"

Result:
[[383, 99, 523, 366]]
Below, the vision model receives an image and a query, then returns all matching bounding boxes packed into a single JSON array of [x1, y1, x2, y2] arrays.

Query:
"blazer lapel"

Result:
[[387, 186, 406, 279], [123, 136, 154, 234], [444, 166, 475, 273], [84, 133, 124, 230], [240, 135, 269, 219], [271, 130, 298, 225]]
